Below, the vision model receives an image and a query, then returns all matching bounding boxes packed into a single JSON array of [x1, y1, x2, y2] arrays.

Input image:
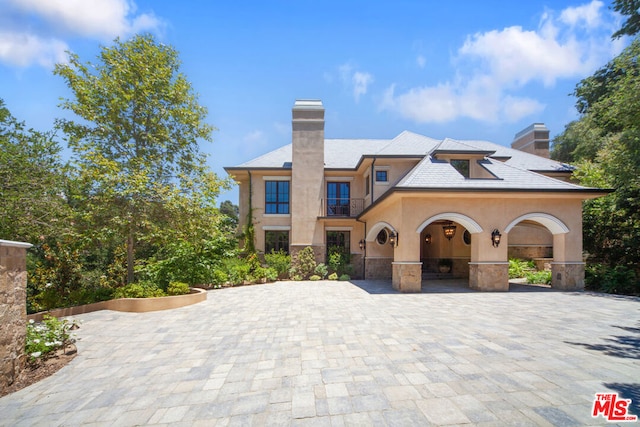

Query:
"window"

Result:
[[450, 160, 470, 178], [365, 175, 370, 195], [375, 170, 388, 182], [463, 230, 471, 245], [265, 231, 289, 254], [376, 229, 388, 245], [327, 182, 350, 216], [326, 231, 350, 255], [265, 181, 290, 214]]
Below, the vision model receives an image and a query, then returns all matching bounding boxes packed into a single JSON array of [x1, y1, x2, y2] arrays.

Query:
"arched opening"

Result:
[[504, 213, 570, 288], [417, 213, 482, 280], [364, 221, 398, 280]]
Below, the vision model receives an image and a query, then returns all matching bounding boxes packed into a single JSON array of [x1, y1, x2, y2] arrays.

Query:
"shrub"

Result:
[[113, 281, 166, 299], [328, 272, 338, 280], [586, 263, 639, 295], [314, 263, 328, 279], [211, 268, 228, 286], [508, 258, 534, 279], [264, 249, 291, 279], [338, 274, 351, 281], [264, 267, 278, 282], [327, 246, 351, 275], [525, 270, 552, 285], [26, 315, 77, 363], [290, 246, 317, 280], [167, 281, 190, 296], [309, 275, 321, 281], [223, 257, 252, 285]]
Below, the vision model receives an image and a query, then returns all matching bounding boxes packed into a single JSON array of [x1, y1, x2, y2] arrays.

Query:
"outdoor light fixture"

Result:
[[442, 223, 457, 240], [359, 239, 366, 250], [424, 234, 432, 244], [389, 231, 398, 247], [491, 229, 502, 247]]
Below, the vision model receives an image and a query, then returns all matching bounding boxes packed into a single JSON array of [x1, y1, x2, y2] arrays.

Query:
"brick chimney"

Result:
[[511, 123, 550, 158], [290, 99, 325, 255]]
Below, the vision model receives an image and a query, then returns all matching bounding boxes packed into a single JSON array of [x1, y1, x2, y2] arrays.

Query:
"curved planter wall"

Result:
[[27, 288, 207, 322]]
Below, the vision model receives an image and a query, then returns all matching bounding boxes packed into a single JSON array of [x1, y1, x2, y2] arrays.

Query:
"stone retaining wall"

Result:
[[0, 240, 31, 392]]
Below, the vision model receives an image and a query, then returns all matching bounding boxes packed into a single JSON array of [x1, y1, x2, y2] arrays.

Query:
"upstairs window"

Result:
[[375, 170, 388, 182], [450, 160, 470, 178], [265, 181, 290, 214]]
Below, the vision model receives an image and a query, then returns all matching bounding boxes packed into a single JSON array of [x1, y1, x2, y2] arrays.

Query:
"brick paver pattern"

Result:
[[1, 280, 639, 426]]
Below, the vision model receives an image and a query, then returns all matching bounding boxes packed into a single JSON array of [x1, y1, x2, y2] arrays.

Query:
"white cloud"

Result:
[[338, 62, 374, 102], [0, 0, 162, 68], [560, 0, 603, 29], [0, 32, 68, 68], [381, 0, 618, 124]]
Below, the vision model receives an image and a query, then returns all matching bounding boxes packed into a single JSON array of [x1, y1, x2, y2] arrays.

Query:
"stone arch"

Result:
[[415, 212, 483, 234], [366, 221, 397, 242], [504, 213, 569, 235]]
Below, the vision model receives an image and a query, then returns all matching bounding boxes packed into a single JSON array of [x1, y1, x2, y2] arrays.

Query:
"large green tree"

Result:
[[552, 38, 640, 277], [0, 99, 70, 243], [55, 34, 226, 283], [612, 0, 640, 39]]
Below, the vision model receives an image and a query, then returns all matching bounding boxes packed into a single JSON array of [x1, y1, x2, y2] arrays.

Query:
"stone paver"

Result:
[[1, 279, 639, 426]]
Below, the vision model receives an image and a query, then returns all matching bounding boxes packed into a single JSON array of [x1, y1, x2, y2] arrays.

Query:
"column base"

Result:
[[469, 262, 509, 291], [551, 262, 585, 291], [392, 262, 422, 293]]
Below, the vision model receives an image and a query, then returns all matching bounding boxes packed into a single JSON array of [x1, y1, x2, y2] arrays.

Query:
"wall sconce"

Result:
[[424, 234, 432, 244], [491, 229, 502, 247], [389, 231, 399, 247], [442, 223, 457, 240], [359, 239, 366, 250]]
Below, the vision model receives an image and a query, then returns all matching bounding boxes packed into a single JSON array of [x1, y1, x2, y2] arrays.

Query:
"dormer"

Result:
[[431, 139, 498, 179]]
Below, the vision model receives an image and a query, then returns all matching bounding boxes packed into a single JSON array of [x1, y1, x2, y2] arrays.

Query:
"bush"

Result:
[[525, 270, 552, 285], [264, 249, 291, 279], [167, 281, 190, 296], [223, 257, 252, 285], [586, 263, 639, 295], [314, 263, 328, 279], [290, 246, 317, 280], [508, 258, 534, 279], [26, 315, 77, 363], [211, 268, 228, 286], [338, 274, 351, 281], [328, 272, 338, 280], [113, 281, 166, 299], [309, 275, 321, 281]]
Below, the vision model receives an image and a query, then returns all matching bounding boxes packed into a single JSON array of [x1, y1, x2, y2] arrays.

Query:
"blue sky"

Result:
[[0, 0, 628, 203]]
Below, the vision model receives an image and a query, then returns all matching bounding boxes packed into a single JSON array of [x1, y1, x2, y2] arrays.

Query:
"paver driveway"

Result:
[[1, 280, 639, 426]]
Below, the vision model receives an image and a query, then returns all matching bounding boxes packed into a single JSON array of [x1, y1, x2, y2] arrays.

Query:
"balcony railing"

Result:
[[322, 198, 364, 217]]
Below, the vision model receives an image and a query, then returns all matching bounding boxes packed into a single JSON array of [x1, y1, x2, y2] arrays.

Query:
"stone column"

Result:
[[392, 261, 422, 292], [468, 262, 509, 291], [551, 262, 585, 291], [0, 240, 32, 391]]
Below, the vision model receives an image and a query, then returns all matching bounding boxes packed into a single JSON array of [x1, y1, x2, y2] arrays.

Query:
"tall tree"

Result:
[[55, 34, 223, 283], [552, 38, 640, 273], [0, 99, 69, 243], [612, 0, 640, 39]]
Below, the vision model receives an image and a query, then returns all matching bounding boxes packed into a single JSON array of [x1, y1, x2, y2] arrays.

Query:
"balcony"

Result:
[[321, 198, 364, 217]]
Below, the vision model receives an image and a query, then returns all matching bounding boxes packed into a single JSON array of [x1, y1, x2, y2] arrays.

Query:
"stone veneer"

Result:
[[551, 262, 585, 290], [365, 257, 393, 280], [0, 240, 31, 392], [392, 262, 422, 293], [508, 245, 553, 260], [469, 262, 509, 291]]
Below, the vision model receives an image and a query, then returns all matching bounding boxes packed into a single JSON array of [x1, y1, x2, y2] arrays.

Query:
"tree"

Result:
[[612, 0, 640, 39], [0, 99, 70, 243], [54, 34, 226, 283], [219, 199, 239, 231], [551, 38, 640, 280]]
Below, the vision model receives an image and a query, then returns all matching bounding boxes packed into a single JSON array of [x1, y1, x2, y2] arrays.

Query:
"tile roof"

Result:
[[226, 130, 593, 193]]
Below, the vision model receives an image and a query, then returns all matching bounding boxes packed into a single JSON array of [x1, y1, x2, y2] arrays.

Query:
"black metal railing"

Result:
[[322, 198, 364, 217]]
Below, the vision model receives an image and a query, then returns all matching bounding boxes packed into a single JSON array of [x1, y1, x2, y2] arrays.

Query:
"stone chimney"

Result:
[[511, 123, 550, 158], [290, 100, 325, 255]]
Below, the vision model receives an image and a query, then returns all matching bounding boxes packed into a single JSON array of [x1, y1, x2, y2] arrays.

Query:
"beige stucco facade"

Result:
[[226, 100, 608, 292]]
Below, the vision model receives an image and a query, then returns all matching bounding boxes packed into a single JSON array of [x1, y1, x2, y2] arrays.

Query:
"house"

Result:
[[224, 100, 609, 292]]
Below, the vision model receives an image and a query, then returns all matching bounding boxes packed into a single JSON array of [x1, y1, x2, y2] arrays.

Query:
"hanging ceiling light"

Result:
[[442, 222, 457, 240]]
